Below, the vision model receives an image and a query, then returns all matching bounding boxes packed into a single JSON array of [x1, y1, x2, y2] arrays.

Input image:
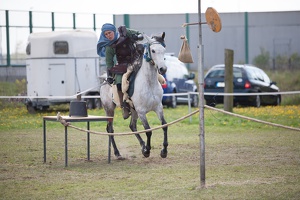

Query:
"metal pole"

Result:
[[73, 13, 76, 30], [185, 13, 191, 70], [244, 12, 249, 64], [93, 14, 96, 31], [65, 126, 68, 167], [5, 10, 10, 67], [29, 11, 33, 34], [51, 12, 55, 31], [124, 14, 130, 28], [43, 119, 46, 163], [108, 136, 111, 164], [198, 0, 206, 188], [87, 121, 90, 161]]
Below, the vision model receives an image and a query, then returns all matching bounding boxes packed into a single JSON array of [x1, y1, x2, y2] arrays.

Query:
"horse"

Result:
[[100, 32, 168, 159]]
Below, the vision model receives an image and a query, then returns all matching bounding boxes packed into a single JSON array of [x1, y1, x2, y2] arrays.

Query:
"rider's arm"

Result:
[[105, 46, 116, 70], [126, 28, 142, 41]]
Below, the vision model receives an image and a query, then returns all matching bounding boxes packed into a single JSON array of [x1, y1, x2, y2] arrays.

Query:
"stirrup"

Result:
[[122, 107, 131, 119], [122, 101, 131, 119]]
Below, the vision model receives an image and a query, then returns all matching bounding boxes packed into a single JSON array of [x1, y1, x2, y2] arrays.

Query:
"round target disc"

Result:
[[205, 7, 222, 32]]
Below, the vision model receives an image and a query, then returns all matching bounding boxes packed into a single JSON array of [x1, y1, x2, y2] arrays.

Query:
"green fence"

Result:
[[0, 10, 113, 67]]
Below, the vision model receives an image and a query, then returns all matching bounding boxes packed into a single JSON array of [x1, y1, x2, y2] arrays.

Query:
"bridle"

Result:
[[143, 41, 166, 66]]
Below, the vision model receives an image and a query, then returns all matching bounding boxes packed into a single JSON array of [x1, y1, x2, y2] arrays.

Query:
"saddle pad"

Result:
[[128, 71, 136, 98]]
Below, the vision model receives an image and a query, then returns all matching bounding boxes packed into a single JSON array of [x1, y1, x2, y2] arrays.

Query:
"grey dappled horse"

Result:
[[100, 32, 168, 159]]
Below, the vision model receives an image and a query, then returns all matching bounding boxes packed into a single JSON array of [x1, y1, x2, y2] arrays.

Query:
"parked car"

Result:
[[162, 54, 198, 108], [204, 64, 281, 107]]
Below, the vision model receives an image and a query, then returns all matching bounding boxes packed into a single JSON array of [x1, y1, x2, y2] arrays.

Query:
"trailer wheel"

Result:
[[41, 106, 49, 111], [27, 105, 37, 114], [95, 98, 102, 109], [86, 98, 95, 109]]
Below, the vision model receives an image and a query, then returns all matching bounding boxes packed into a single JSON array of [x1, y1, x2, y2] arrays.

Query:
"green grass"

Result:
[[0, 70, 299, 199], [0, 105, 299, 199]]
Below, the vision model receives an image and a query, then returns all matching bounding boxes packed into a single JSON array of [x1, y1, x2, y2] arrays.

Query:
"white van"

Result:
[[162, 54, 198, 108], [25, 30, 101, 112]]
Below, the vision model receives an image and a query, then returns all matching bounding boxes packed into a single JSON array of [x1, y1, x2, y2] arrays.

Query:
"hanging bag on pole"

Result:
[[178, 35, 194, 63]]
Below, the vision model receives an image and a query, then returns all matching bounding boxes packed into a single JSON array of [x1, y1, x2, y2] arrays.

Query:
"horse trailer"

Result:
[[25, 30, 102, 112]]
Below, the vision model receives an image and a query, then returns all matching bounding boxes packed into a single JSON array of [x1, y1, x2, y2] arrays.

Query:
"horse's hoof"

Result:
[[142, 149, 150, 158], [160, 149, 168, 158], [143, 153, 150, 158], [116, 155, 125, 160]]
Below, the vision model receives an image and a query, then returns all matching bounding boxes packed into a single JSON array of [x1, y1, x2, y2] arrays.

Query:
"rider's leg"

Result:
[[158, 72, 166, 84], [122, 65, 133, 101], [117, 84, 131, 119]]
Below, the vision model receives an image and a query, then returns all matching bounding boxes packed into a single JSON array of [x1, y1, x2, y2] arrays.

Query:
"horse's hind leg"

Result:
[[160, 117, 168, 158], [101, 84, 124, 160], [106, 121, 123, 160]]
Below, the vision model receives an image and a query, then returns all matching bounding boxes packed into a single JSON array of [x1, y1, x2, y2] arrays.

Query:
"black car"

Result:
[[204, 64, 281, 107]]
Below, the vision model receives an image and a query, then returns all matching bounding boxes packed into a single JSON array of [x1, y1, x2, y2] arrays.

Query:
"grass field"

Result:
[[0, 105, 299, 199]]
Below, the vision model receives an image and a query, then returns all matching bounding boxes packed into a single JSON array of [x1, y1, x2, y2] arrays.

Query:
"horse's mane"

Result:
[[132, 55, 143, 73]]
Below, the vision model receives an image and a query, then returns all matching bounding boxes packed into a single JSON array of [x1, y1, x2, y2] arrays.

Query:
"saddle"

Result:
[[108, 63, 127, 74]]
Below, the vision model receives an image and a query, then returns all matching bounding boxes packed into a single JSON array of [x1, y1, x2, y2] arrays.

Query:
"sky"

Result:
[[2, 0, 300, 14]]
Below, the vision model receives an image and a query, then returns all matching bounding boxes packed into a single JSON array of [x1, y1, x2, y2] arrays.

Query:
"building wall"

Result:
[[1, 11, 299, 81], [114, 11, 300, 70]]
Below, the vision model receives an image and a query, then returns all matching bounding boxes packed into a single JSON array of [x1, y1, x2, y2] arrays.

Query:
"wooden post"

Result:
[[197, 0, 206, 188], [224, 49, 234, 112]]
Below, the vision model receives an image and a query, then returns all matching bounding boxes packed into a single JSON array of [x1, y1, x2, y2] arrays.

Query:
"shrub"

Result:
[[290, 52, 300, 69], [253, 47, 270, 69]]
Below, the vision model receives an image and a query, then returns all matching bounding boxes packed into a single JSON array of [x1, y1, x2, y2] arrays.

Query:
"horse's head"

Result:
[[143, 32, 167, 75]]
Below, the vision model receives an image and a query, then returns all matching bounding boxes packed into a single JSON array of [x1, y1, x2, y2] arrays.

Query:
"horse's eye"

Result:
[[151, 49, 155, 53]]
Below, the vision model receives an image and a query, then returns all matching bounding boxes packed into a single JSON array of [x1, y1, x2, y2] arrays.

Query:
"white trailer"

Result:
[[25, 30, 102, 112]]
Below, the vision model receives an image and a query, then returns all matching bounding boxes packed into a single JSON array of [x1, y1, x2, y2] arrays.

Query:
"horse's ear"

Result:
[[161, 32, 165, 40], [151, 32, 165, 40], [151, 32, 166, 44]]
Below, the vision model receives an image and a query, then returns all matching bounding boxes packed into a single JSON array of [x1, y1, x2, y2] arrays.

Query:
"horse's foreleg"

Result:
[[156, 108, 168, 158], [129, 112, 146, 155], [138, 114, 152, 158], [106, 122, 122, 159]]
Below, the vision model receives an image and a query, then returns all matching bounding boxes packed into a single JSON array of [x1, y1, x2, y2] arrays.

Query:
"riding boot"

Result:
[[117, 90, 131, 119]]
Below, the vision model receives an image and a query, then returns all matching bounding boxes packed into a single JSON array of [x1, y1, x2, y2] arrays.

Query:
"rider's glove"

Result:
[[132, 34, 144, 41], [106, 77, 114, 84], [137, 34, 144, 41]]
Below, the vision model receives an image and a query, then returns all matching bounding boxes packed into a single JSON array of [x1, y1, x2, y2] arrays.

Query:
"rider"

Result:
[[97, 23, 144, 119]]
